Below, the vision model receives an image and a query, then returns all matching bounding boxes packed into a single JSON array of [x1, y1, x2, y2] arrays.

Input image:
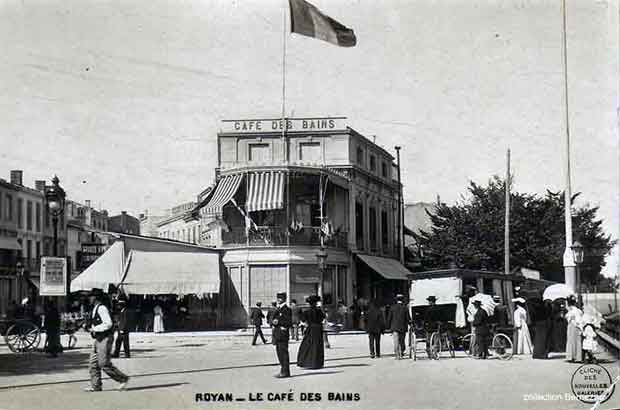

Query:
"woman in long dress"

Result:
[[565, 296, 582, 362], [513, 298, 533, 355], [297, 295, 325, 369], [532, 299, 551, 359], [153, 303, 165, 333]]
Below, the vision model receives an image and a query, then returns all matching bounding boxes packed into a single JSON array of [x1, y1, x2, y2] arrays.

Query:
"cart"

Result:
[[2, 319, 42, 353]]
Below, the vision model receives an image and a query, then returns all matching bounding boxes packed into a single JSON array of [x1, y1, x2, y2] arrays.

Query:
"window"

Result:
[[382, 162, 388, 178], [36, 203, 41, 232], [355, 202, 364, 250], [36, 241, 40, 260], [381, 210, 389, 248], [369, 207, 377, 251], [356, 147, 364, 165], [299, 142, 321, 162], [26, 201, 33, 231], [249, 143, 270, 162], [322, 266, 334, 305], [5, 194, 11, 221], [336, 266, 347, 304], [27, 239, 32, 261], [369, 155, 376, 172], [17, 198, 23, 228]]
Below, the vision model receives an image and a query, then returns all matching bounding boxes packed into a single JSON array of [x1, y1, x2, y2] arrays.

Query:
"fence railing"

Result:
[[221, 226, 347, 249]]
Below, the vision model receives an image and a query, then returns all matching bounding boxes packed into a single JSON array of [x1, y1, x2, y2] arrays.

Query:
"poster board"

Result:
[[39, 257, 67, 296]]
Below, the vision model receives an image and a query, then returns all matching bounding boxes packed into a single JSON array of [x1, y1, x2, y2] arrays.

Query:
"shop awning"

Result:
[[70, 241, 125, 292], [0, 237, 21, 250], [121, 251, 220, 295], [247, 171, 285, 212], [203, 174, 243, 215], [357, 254, 411, 281]]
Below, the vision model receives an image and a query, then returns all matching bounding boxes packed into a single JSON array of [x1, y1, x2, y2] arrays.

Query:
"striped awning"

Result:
[[204, 174, 243, 215], [247, 172, 285, 212]]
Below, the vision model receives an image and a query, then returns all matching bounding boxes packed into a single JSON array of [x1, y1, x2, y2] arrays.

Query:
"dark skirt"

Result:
[[297, 324, 324, 369], [532, 321, 550, 359]]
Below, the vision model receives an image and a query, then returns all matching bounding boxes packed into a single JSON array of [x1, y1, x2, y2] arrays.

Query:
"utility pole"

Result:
[[395, 146, 404, 265], [505, 149, 511, 276]]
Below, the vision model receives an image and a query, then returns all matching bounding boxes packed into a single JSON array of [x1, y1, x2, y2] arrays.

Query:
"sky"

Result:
[[0, 0, 618, 276]]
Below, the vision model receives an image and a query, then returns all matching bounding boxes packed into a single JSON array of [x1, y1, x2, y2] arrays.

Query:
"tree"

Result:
[[415, 176, 616, 284]]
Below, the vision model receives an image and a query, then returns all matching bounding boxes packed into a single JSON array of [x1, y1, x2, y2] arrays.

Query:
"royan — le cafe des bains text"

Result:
[[72, 116, 411, 329]]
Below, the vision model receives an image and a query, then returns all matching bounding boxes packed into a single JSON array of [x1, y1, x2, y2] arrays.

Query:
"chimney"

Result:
[[85, 200, 91, 208], [10, 170, 23, 186], [35, 180, 46, 192], [121, 211, 127, 215], [139, 213, 145, 219]]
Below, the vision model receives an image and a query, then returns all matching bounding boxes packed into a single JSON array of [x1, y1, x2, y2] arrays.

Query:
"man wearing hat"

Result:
[[250, 302, 267, 345], [85, 288, 130, 391], [491, 295, 509, 328], [387, 294, 410, 360], [112, 298, 132, 358], [472, 300, 490, 359], [271, 292, 292, 378], [424, 296, 442, 354]]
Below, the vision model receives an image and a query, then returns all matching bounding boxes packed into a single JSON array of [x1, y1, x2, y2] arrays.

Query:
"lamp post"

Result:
[[571, 241, 584, 304], [317, 246, 328, 303], [45, 176, 66, 257]]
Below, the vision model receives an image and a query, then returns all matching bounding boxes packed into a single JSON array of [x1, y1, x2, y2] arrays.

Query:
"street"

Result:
[[1, 331, 619, 410]]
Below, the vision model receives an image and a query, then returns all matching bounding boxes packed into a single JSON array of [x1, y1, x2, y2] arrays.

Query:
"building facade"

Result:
[[108, 211, 140, 235], [66, 199, 111, 274], [156, 202, 201, 244], [0, 171, 68, 317], [194, 117, 410, 326]]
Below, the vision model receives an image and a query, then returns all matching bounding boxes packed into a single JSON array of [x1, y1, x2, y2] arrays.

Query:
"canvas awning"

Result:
[[121, 251, 220, 295], [70, 241, 125, 292], [357, 254, 411, 281], [0, 237, 21, 250], [203, 174, 243, 215], [247, 171, 285, 212]]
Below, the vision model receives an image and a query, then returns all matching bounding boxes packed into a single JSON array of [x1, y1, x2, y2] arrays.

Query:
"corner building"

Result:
[[197, 117, 410, 326]]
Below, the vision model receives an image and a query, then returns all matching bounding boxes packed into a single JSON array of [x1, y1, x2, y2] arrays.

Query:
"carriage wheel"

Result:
[[446, 335, 455, 358], [429, 332, 441, 360], [462, 333, 474, 356], [492, 333, 513, 360], [5, 322, 40, 353]]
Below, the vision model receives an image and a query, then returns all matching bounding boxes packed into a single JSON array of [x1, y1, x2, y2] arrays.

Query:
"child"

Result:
[[582, 323, 598, 364]]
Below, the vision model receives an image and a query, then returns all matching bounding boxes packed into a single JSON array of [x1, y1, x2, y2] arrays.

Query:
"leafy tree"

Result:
[[414, 176, 616, 284]]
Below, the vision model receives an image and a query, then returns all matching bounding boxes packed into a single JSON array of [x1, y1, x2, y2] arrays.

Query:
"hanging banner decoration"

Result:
[[40, 257, 67, 296]]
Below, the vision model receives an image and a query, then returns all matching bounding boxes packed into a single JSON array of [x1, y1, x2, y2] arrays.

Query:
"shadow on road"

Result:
[[323, 363, 369, 369], [0, 351, 90, 376], [125, 382, 188, 392], [289, 371, 343, 378]]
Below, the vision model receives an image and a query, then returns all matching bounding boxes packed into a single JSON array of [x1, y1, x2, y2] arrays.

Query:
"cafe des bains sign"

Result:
[[220, 117, 347, 134]]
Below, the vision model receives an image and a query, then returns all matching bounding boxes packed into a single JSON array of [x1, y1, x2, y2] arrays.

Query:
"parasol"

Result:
[[542, 284, 575, 301], [582, 305, 605, 329], [467, 293, 497, 317]]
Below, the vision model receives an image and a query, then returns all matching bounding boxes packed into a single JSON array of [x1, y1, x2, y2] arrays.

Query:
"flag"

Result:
[[289, 0, 356, 47]]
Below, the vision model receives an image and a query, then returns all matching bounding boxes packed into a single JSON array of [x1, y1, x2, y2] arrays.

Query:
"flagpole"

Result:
[[282, 0, 289, 163]]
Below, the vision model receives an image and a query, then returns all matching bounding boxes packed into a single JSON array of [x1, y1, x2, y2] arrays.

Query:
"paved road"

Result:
[[1, 331, 619, 410]]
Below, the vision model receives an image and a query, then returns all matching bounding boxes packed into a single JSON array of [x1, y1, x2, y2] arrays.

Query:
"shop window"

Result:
[[299, 142, 321, 162], [249, 264, 287, 306], [337, 266, 347, 304], [322, 267, 334, 305], [249, 143, 270, 162]]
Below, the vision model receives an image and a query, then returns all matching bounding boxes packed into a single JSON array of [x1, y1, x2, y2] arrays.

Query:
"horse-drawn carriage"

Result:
[[1, 312, 86, 353]]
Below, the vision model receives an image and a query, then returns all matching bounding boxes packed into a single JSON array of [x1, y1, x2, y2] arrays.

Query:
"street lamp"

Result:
[[571, 241, 584, 302], [45, 176, 66, 257]]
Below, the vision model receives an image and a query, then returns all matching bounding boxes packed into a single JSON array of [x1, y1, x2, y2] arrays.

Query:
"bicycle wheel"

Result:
[[462, 333, 474, 356], [491, 333, 513, 360], [429, 332, 441, 360]]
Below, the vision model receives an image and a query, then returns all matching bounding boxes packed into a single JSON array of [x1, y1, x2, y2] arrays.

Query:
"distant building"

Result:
[[65, 199, 111, 274], [108, 211, 140, 235], [156, 201, 201, 244], [139, 209, 170, 238]]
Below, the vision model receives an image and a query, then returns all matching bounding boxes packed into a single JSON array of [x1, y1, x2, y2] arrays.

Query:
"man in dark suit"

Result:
[[472, 300, 490, 359], [112, 299, 131, 358], [492, 295, 509, 328], [364, 300, 385, 358], [250, 302, 267, 345], [387, 294, 411, 360], [271, 292, 292, 378]]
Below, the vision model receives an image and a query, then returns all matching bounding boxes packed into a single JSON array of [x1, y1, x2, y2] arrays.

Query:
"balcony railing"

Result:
[[221, 226, 347, 249]]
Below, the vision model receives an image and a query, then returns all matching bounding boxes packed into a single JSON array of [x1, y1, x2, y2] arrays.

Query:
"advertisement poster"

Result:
[[39, 257, 67, 296]]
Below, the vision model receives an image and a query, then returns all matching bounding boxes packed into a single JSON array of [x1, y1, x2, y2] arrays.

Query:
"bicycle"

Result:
[[427, 322, 455, 360], [462, 324, 513, 360]]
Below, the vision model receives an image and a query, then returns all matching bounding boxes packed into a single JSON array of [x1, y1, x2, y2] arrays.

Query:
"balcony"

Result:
[[221, 226, 347, 249]]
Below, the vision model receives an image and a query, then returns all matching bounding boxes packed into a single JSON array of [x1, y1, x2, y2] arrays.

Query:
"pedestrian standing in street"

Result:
[[112, 299, 131, 358], [492, 295, 509, 328], [153, 301, 165, 333], [532, 298, 552, 359], [267, 301, 277, 345], [296, 295, 325, 369], [44, 299, 62, 358], [472, 300, 490, 359], [565, 295, 583, 363], [250, 302, 267, 345], [387, 294, 410, 360], [290, 299, 301, 341], [364, 299, 385, 358], [85, 288, 129, 392], [512, 298, 533, 355], [271, 292, 292, 378]]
